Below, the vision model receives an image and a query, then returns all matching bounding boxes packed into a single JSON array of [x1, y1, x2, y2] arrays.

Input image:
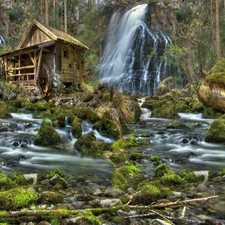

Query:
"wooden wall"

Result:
[[59, 43, 84, 86]]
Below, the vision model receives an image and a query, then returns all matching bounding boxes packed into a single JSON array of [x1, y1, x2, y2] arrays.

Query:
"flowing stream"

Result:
[[0, 113, 114, 184], [97, 4, 184, 96]]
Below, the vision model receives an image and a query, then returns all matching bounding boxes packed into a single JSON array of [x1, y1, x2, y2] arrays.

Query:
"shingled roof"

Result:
[[18, 20, 88, 50]]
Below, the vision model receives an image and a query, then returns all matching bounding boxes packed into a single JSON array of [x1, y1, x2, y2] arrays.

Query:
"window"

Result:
[[64, 50, 68, 57]]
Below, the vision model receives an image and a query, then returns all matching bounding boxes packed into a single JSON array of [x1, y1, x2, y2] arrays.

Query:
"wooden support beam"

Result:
[[6, 65, 35, 72], [36, 48, 43, 81]]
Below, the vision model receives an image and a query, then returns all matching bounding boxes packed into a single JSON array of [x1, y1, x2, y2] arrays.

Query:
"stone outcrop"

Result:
[[198, 82, 225, 112]]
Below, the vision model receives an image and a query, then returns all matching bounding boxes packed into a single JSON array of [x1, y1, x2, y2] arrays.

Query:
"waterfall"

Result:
[[97, 4, 184, 96], [0, 35, 5, 46]]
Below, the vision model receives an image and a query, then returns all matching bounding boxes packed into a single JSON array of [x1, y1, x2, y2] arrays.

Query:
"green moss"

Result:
[[0, 187, 38, 210], [175, 100, 190, 112], [39, 191, 63, 204], [71, 117, 82, 138], [34, 118, 61, 146], [34, 100, 49, 111], [179, 170, 205, 183], [202, 106, 223, 119], [132, 184, 161, 205], [154, 163, 171, 178], [191, 100, 205, 113], [73, 107, 100, 123], [74, 132, 110, 157], [129, 152, 143, 161], [94, 111, 121, 139], [78, 211, 101, 225], [141, 97, 160, 110], [150, 155, 161, 166], [218, 168, 225, 176], [49, 174, 68, 189], [0, 101, 11, 118], [112, 135, 138, 150], [119, 165, 142, 176], [109, 152, 127, 164], [112, 170, 127, 191], [151, 100, 179, 119], [0, 171, 14, 191], [160, 171, 184, 186], [205, 118, 225, 143], [166, 121, 187, 129], [46, 168, 64, 180], [9, 173, 34, 186]]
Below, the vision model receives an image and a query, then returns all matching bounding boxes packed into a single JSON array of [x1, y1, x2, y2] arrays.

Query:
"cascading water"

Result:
[[97, 4, 184, 96], [0, 35, 5, 46]]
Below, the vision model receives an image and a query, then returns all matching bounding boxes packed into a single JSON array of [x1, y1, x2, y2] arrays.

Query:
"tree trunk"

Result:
[[64, 0, 67, 33], [45, 0, 49, 25], [215, 0, 221, 61]]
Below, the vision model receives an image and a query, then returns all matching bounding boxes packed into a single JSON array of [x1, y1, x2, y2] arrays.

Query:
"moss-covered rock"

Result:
[[109, 151, 128, 165], [71, 117, 82, 138], [49, 174, 68, 188], [73, 107, 100, 123], [151, 100, 179, 118], [132, 184, 161, 205], [150, 155, 161, 166], [74, 132, 110, 157], [112, 135, 138, 150], [154, 163, 171, 178], [205, 118, 225, 143], [111, 170, 127, 191], [160, 171, 184, 186], [0, 171, 14, 191], [0, 101, 12, 118], [94, 111, 122, 139], [34, 118, 61, 146], [141, 97, 160, 110], [39, 191, 63, 204], [0, 187, 38, 210], [202, 106, 223, 119], [157, 77, 176, 96], [191, 99, 205, 113]]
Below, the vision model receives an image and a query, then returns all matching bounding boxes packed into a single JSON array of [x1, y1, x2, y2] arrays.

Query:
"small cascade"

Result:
[[97, 4, 184, 96], [0, 35, 5, 46]]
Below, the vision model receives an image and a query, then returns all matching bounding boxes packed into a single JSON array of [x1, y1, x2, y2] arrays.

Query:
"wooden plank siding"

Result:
[[60, 43, 84, 85]]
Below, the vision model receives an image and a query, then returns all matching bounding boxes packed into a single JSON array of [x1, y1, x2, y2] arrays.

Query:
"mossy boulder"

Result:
[[39, 191, 63, 204], [71, 117, 82, 138], [132, 184, 161, 205], [73, 107, 100, 123], [160, 171, 184, 186], [0, 187, 38, 210], [34, 100, 49, 111], [0, 171, 14, 191], [202, 106, 223, 119], [0, 101, 11, 118], [49, 174, 68, 188], [205, 118, 225, 143], [151, 102, 179, 118], [157, 77, 176, 95], [94, 111, 122, 139], [34, 118, 61, 146], [74, 132, 110, 157], [191, 99, 205, 113], [154, 163, 171, 178], [141, 97, 160, 110], [112, 135, 138, 150], [111, 170, 127, 191]]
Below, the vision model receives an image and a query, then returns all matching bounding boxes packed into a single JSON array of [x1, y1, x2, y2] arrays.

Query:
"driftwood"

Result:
[[128, 195, 218, 209]]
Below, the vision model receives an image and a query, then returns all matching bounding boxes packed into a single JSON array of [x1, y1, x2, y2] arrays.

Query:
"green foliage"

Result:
[[0, 101, 11, 118], [176, 8, 192, 22], [129, 152, 143, 161], [51, 218, 60, 225], [9, 173, 34, 186], [0, 171, 14, 191], [119, 165, 142, 176], [39, 191, 63, 204], [9, 6, 24, 22]]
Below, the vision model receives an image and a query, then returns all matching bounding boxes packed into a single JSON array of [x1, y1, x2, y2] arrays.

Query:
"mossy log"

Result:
[[0, 195, 218, 222]]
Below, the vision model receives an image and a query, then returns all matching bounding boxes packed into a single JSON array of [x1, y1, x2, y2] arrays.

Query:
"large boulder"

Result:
[[205, 118, 225, 143], [34, 118, 61, 146]]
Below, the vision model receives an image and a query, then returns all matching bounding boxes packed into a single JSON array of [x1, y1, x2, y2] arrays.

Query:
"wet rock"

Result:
[[24, 173, 38, 185], [104, 186, 123, 197], [99, 198, 121, 208], [194, 171, 209, 182], [196, 183, 208, 192], [92, 188, 103, 196]]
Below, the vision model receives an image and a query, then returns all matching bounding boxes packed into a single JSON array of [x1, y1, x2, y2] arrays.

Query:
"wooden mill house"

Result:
[[0, 20, 88, 96]]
